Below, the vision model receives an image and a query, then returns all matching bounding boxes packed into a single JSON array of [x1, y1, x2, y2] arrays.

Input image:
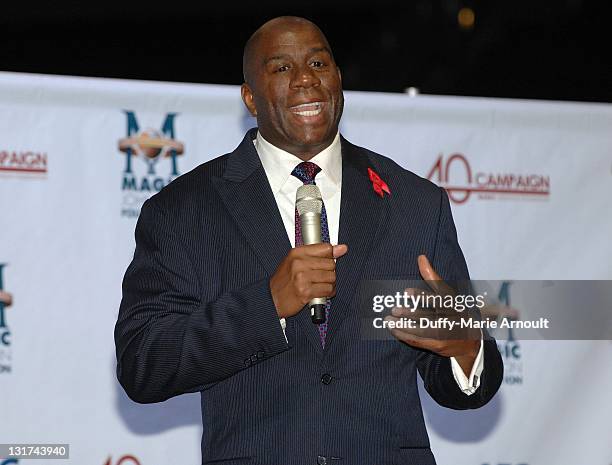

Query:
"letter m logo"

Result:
[[122, 111, 180, 176]]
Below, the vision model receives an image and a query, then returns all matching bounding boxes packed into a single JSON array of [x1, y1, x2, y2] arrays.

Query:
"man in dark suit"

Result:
[[115, 16, 503, 465]]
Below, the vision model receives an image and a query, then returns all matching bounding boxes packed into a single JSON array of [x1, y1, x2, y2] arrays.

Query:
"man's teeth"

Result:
[[295, 108, 322, 116], [291, 103, 323, 116]]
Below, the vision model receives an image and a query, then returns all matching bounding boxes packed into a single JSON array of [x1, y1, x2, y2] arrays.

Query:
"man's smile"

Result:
[[289, 101, 325, 117]]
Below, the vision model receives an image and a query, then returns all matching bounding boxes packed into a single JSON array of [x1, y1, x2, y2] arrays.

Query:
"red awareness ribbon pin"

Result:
[[368, 167, 391, 198]]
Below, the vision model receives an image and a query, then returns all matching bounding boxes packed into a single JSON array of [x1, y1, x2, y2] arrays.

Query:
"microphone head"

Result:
[[296, 184, 323, 216]]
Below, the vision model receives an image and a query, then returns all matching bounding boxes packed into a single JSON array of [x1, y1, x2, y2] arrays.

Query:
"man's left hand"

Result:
[[385, 255, 479, 376]]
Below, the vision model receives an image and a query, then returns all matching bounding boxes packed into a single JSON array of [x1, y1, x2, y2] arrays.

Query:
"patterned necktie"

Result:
[[291, 161, 330, 347]]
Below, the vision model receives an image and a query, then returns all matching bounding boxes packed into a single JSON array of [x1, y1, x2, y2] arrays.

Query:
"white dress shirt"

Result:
[[254, 132, 484, 395]]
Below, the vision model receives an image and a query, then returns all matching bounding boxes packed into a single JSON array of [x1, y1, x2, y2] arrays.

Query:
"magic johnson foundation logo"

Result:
[[118, 111, 185, 218], [0, 264, 14, 374], [427, 154, 550, 204], [0, 150, 47, 176], [481, 281, 523, 386]]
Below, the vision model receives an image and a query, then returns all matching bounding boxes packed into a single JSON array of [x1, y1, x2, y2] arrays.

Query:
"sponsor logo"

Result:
[[105, 455, 141, 465], [0, 150, 47, 175], [481, 282, 523, 386], [427, 154, 550, 204], [0, 264, 13, 374], [118, 111, 184, 218]]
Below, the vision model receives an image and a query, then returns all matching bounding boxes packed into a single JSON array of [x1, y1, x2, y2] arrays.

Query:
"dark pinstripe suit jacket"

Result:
[[115, 128, 503, 465]]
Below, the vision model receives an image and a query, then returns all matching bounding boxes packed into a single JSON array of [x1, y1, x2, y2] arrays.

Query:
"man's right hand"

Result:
[[270, 243, 348, 319]]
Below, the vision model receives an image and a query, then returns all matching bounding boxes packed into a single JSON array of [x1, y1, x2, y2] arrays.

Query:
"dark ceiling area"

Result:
[[1, 0, 609, 103]]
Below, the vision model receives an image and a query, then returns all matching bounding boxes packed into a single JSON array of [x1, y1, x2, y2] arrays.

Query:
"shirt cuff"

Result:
[[449, 336, 484, 396], [280, 317, 288, 343]]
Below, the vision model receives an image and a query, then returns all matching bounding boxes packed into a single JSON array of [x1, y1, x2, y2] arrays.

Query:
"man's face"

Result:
[[241, 23, 344, 158]]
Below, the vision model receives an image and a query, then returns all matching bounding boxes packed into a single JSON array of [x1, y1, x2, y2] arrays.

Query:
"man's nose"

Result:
[[290, 65, 321, 89]]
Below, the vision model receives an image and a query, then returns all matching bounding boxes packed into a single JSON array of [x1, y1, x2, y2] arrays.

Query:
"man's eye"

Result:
[[276, 65, 289, 72], [311, 61, 325, 68]]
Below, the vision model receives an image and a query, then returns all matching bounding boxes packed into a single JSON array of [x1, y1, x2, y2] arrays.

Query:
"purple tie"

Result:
[[292, 161, 330, 346]]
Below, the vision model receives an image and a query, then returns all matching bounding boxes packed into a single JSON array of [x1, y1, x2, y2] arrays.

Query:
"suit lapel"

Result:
[[323, 138, 387, 351], [293, 138, 388, 356], [211, 129, 291, 277], [212, 129, 323, 354]]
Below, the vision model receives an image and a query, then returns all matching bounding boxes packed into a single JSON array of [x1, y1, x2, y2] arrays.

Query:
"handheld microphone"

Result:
[[296, 184, 327, 324]]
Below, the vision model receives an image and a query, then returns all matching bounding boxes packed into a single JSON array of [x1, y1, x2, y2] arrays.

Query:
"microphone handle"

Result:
[[310, 301, 327, 324], [300, 212, 327, 324]]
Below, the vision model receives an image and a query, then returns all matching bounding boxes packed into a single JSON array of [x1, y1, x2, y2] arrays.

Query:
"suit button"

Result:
[[257, 350, 265, 359], [321, 373, 333, 385], [317, 456, 327, 465], [244, 358, 251, 366], [250, 354, 258, 363]]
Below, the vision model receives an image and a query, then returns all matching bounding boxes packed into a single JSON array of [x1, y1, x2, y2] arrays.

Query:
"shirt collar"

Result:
[[255, 130, 342, 194]]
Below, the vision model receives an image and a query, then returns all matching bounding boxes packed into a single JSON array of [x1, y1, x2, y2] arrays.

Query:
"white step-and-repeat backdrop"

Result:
[[1, 71, 611, 465]]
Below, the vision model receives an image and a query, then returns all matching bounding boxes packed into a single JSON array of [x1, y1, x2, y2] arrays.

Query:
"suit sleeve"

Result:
[[114, 198, 290, 404], [416, 187, 503, 409]]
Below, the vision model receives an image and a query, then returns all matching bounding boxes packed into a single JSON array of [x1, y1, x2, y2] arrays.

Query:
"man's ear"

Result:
[[337, 67, 342, 83], [241, 83, 257, 117]]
